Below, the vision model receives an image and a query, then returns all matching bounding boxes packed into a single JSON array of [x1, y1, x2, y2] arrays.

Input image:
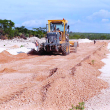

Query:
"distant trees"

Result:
[[14, 26, 46, 38], [0, 19, 15, 39], [33, 27, 46, 38], [69, 32, 110, 40], [100, 35, 106, 39], [0, 19, 110, 40], [0, 19, 14, 30], [0, 19, 46, 39]]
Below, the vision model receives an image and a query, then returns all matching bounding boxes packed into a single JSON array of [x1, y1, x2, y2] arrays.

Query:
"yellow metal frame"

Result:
[[48, 19, 68, 32], [48, 19, 68, 41], [69, 41, 74, 46]]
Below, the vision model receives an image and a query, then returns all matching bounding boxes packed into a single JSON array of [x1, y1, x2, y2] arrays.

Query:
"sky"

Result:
[[1, 0, 110, 33]]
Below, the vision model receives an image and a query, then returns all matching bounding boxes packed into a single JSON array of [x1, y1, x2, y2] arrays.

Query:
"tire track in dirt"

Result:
[[37, 42, 108, 108], [0, 41, 108, 109]]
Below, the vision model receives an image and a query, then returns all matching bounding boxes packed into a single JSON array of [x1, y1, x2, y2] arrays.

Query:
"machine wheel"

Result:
[[39, 43, 45, 54], [46, 46, 50, 52], [61, 43, 69, 55]]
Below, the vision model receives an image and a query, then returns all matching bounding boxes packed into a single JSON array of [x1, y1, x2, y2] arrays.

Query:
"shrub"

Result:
[[19, 33, 22, 36], [20, 45, 24, 48], [26, 34, 29, 37], [91, 60, 95, 65], [69, 102, 85, 110]]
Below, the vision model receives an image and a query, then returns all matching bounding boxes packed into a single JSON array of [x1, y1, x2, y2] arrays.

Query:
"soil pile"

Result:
[[0, 50, 13, 63], [0, 41, 109, 110]]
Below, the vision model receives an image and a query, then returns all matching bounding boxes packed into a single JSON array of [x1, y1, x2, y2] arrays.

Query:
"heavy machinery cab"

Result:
[[46, 19, 69, 42], [41, 18, 70, 55], [36, 18, 78, 55]]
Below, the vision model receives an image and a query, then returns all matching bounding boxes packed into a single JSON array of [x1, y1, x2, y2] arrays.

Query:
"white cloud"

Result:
[[22, 20, 44, 28], [22, 17, 66, 28], [87, 9, 110, 20], [1, 0, 110, 33], [102, 19, 109, 22]]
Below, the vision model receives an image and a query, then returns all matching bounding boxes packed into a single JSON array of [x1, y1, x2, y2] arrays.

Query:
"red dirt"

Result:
[[9, 45, 19, 49], [0, 50, 29, 64], [0, 41, 109, 110]]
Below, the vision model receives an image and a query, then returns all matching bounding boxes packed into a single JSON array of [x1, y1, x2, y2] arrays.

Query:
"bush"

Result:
[[19, 33, 22, 36], [26, 34, 29, 37], [69, 102, 85, 110], [20, 45, 24, 48], [91, 60, 95, 65]]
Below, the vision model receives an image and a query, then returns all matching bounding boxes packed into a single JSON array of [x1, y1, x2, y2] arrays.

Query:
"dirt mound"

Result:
[[21, 42, 109, 109], [41, 68, 107, 110], [0, 41, 109, 110], [0, 50, 13, 63], [0, 68, 16, 73], [0, 50, 28, 64], [1, 50, 12, 56], [9, 45, 19, 49]]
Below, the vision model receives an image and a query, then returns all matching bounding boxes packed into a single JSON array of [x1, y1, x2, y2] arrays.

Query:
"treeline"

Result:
[[1, 19, 110, 40], [69, 32, 110, 40], [0, 19, 46, 39]]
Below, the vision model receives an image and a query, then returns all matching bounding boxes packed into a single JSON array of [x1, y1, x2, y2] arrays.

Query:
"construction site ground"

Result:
[[0, 40, 109, 110]]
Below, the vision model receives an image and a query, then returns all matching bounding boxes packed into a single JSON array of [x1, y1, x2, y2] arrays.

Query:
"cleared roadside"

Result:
[[85, 42, 110, 110]]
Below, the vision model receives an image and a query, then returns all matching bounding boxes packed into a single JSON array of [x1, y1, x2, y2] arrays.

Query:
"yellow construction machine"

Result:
[[39, 18, 78, 55]]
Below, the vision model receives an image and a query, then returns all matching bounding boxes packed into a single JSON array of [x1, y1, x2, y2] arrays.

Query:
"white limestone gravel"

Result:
[[0, 37, 46, 55], [70, 38, 93, 43], [0, 38, 92, 55], [85, 42, 110, 110]]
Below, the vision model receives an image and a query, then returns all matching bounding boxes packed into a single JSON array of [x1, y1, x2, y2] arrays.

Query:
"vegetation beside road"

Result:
[[69, 32, 110, 40], [0, 19, 110, 40], [0, 19, 46, 39]]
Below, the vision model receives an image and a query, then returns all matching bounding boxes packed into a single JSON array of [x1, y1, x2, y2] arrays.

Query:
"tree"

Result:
[[0, 19, 47, 39], [80, 35, 85, 39], [0, 19, 15, 39], [100, 35, 106, 40]]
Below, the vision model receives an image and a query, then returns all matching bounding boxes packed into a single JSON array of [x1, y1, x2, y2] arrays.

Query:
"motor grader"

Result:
[[38, 18, 78, 55]]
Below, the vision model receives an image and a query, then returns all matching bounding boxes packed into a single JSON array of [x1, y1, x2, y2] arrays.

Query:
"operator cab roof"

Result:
[[48, 19, 68, 24]]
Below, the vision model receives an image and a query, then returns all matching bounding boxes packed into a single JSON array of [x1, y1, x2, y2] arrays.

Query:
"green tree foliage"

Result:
[[100, 35, 106, 39], [0, 19, 15, 38], [33, 27, 46, 38], [15, 26, 28, 34], [0, 19, 46, 39], [14, 29, 19, 36], [1, 19, 110, 40], [69, 32, 110, 40]]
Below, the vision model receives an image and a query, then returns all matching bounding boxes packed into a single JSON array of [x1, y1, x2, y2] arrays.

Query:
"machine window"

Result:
[[50, 23, 64, 32]]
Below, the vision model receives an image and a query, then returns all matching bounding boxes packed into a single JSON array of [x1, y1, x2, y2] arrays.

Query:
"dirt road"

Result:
[[0, 41, 109, 110]]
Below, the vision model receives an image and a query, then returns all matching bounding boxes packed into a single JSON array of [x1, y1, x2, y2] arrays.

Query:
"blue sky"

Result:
[[1, 0, 110, 33]]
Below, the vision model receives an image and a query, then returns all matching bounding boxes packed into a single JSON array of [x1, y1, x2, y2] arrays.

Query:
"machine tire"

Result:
[[61, 43, 69, 55], [39, 43, 45, 54]]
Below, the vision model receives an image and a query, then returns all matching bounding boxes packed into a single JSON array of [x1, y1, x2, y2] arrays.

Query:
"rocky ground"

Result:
[[85, 42, 110, 110], [0, 37, 109, 110]]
